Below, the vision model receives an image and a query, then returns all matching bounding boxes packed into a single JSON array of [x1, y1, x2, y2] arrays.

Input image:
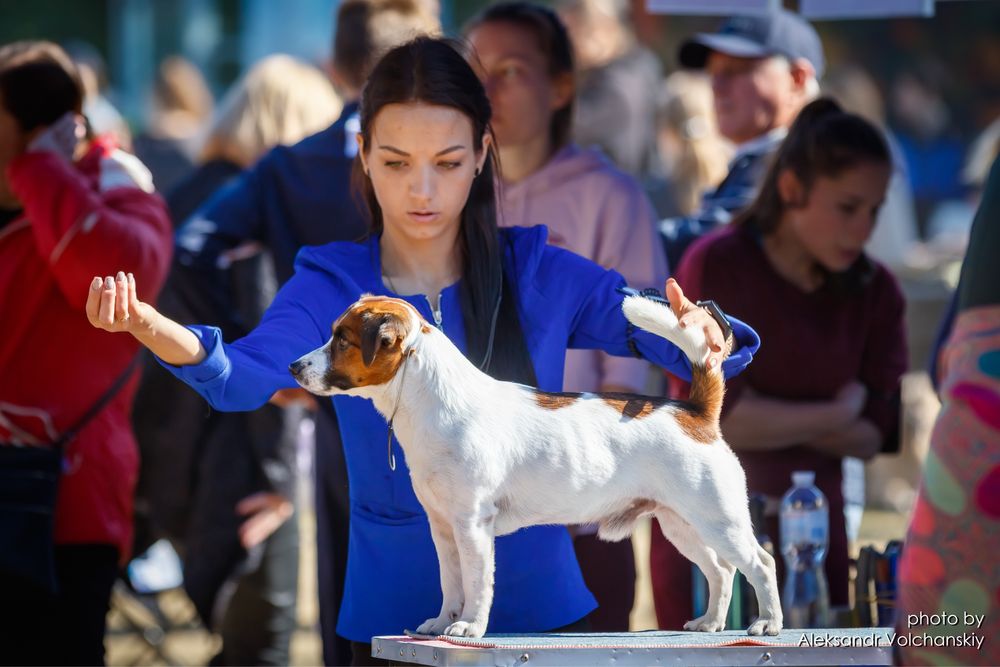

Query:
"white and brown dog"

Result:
[[289, 294, 782, 638]]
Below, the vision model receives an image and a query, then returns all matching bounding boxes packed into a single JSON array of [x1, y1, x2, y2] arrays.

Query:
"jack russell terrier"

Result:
[[289, 294, 782, 638]]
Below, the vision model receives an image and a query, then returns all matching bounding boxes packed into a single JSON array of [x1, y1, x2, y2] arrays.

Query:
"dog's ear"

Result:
[[360, 314, 405, 367]]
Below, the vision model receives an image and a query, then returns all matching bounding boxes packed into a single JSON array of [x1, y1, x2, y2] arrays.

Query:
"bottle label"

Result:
[[781, 509, 829, 544]]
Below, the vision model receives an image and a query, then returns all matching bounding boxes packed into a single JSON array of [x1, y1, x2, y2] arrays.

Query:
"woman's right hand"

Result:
[[86, 272, 207, 366], [86, 272, 158, 335]]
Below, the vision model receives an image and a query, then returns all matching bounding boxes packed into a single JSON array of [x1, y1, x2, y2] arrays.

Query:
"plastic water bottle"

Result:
[[780, 471, 830, 628]]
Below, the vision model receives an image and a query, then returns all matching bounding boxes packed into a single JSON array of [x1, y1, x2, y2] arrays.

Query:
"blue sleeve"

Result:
[[540, 247, 759, 382], [156, 264, 335, 411]]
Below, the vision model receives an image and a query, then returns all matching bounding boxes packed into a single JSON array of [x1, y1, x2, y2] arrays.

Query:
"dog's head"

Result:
[[289, 295, 425, 396]]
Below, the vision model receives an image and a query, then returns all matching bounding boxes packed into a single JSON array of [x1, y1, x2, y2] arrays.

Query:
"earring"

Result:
[[474, 167, 481, 177]]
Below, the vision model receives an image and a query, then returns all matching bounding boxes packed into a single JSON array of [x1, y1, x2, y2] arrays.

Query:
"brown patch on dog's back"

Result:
[[674, 364, 724, 444], [533, 390, 582, 410]]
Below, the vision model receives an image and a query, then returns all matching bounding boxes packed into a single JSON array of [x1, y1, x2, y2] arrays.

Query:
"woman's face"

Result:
[[358, 102, 488, 246], [467, 21, 569, 151], [785, 161, 891, 272]]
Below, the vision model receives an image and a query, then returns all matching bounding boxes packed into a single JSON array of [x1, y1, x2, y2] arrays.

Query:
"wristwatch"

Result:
[[696, 300, 735, 352]]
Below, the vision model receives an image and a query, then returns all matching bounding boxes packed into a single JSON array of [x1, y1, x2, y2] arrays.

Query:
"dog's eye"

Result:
[[336, 336, 349, 351]]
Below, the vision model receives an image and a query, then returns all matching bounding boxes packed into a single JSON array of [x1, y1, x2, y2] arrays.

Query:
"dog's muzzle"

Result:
[[288, 358, 310, 378]]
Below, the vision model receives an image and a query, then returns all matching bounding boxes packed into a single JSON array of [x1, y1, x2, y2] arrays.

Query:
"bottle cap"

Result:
[[792, 470, 815, 486]]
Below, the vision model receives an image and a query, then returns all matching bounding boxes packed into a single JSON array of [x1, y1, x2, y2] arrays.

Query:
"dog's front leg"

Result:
[[416, 513, 465, 635], [444, 505, 497, 638]]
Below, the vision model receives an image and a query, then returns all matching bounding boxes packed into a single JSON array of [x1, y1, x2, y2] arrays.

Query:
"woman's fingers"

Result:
[[114, 271, 129, 323], [665, 278, 686, 319], [85, 276, 103, 326], [99, 276, 116, 326], [86, 273, 141, 332], [666, 277, 726, 368]]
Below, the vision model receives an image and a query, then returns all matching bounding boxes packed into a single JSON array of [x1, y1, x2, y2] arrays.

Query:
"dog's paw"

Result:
[[747, 617, 782, 636], [443, 620, 486, 638], [683, 614, 726, 632], [416, 616, 449, 636]]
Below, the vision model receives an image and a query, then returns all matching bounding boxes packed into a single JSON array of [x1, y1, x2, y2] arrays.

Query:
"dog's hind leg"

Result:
[[445, 504, 498, 638], [654, 506, 735, 632], [416, 513, 466, 635], [693, 520, 783, 636]]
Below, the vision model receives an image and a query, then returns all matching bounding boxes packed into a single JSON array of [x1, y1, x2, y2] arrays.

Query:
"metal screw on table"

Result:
[[762, 651, 772, 662], [412, 648, 417, 657], [520, 653, 530, 663]]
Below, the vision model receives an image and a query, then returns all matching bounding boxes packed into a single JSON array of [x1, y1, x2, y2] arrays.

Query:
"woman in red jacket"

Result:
[[0, 41, 172, 665]]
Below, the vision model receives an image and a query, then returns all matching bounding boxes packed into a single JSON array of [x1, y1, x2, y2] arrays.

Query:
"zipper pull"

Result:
[[426, 294, 444, 330]]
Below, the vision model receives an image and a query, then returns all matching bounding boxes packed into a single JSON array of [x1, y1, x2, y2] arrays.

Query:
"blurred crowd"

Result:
[[0, 1, 998, 666]]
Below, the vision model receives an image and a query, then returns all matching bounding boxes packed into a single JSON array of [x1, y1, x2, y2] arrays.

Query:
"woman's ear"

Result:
[[356, 134, 369, 175], [550, 71, 575, 112], [476, 132, 493, 174], [777, 168, 806, 207]]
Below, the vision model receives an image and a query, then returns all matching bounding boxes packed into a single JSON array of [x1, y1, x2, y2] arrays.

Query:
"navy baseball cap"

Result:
[[678, 9, 825, 78]]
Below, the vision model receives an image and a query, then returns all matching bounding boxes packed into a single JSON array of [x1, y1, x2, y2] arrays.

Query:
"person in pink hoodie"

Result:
[[466, 2, 668, 632]]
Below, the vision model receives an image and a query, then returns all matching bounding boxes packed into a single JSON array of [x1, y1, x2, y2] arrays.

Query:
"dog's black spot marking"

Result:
[[599, 393, 673, 420]]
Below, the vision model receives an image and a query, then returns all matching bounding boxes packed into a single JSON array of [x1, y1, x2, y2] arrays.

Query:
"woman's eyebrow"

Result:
[[377, 144, 467, 156]]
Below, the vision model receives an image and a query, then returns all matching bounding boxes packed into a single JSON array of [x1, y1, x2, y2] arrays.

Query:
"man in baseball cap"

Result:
[[658, 8, 823, 270]]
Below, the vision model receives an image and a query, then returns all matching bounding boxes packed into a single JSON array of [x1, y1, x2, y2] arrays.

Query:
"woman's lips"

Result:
[[408, 211, 439, 223]]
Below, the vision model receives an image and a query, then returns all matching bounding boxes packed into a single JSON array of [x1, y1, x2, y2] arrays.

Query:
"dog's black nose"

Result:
[[289, 359, 309, 376]]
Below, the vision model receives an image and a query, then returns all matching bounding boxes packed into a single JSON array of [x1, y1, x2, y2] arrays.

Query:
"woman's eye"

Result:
[[439, 161, 462, 170], [838, 204, 858, 216], [384, 161, 405, 169], [502, 65, 520, 79]]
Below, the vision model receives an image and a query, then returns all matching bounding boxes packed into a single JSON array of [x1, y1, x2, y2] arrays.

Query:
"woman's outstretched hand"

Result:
[[86, 271, 157, 334], [85, 272, 206, 366], [664, 277, 728, 370]]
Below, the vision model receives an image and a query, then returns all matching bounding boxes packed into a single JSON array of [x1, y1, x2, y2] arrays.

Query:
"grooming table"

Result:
[[372, 628, 893, 666]]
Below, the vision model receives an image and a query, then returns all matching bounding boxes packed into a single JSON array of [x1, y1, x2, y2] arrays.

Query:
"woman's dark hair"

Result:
[[354, 36, 537, 385], [0, 41, 83, 132], [464, 2, 575, 150], [736, 97, 891, 290]]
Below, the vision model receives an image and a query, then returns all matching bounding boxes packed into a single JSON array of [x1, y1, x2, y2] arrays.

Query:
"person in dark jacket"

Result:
[[171, 3, 439, 663], [658, 9, 823, 270], [133, 54, 341, 666]]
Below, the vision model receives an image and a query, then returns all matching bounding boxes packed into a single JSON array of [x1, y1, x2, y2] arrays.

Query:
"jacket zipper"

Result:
[[425, 294, 443, 331]]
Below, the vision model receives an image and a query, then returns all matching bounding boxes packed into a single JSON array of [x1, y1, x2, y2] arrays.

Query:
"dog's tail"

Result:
[[621, 295, 724, 430]]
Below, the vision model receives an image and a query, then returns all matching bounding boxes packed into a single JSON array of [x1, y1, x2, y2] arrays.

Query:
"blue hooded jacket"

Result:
[[160, 225, 760, 641]]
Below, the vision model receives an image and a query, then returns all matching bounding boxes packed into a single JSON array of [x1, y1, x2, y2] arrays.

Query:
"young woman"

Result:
[[85, 38, 756, 664], [464, 2, 666, 631], [649, 98, 908, 629]]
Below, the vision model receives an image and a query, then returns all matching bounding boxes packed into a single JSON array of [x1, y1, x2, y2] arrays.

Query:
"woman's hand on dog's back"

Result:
[[86, 272, 207, 366]]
